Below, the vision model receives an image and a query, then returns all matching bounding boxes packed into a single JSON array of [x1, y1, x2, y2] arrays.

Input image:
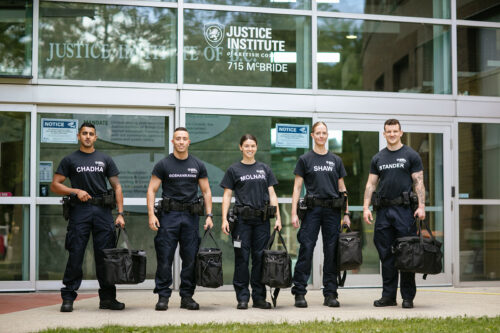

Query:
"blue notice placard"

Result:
[[41, 118, 79, 143], [276, 124, 309, 148]]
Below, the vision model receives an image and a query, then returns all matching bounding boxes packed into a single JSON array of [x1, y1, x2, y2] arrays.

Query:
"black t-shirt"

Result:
[[294, 150, 347, 199], [370, 145, 423, 200], [152, 153, 208, 202], [56, 150, 119, 196], [220, 161, 278, 209]]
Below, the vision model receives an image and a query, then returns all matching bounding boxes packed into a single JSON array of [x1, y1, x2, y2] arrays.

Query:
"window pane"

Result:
[[186, 114, 312, 197], [184, 10, 312, 88], [317, 0, 450, 19], [38, 205, 157, 280], [185, 0, 310, 10], [37, 113, 169, 198], [0, 112, 30, 197], [0, 205, 29, 281], [457, 27, 500, 97], [457, 0, 500, 22], [39, 2, 177, 83], [0, 0, 32, 76], [459, 205, 500, 281], [459, 123, 500, 199], [318, 18, 451, 94]]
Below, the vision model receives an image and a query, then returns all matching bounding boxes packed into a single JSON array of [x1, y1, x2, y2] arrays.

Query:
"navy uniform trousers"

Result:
[[374, 205, 417, 301], [62, 203, 116, 301], [292, 206, 341, 297], [232, 218, 270, 303], [154, 210, 199, 299]]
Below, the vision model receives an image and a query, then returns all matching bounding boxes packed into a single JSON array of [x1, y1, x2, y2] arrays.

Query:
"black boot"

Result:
[[294, 294, 308, 308], [373, 297, 397, 307], [155, 297, 169, 311], [180, 297, 200, 310], [99, 299, 125, 310], [60, 299, 73, 312], [323, 295, 340, 307], [402, 299, 414, 308], [237, 301, 248, 310], [252, 299, 272, 309]]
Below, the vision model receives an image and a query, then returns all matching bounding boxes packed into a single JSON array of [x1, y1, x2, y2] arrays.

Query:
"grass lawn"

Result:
[[40, 316, 500, 332]]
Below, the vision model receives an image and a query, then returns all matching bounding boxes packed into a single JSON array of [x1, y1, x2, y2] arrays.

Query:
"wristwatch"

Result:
[[117, 212, 124, 216], [344, 211, 352, 218], [206, 213, 213, 218]]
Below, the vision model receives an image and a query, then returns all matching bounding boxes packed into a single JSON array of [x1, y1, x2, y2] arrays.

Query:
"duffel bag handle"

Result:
[[115, 226, 132, 256], [200, 227, 219, 249], [266, 228, 288, 253], [417, 218, 438, 244], [341, 224, 352, 233]]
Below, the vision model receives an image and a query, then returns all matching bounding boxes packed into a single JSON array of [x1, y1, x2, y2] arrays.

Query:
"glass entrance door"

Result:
[[321, 120, 452, 286]]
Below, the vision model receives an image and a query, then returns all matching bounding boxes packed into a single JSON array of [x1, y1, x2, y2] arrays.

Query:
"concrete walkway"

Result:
[[1, 287, 499, 333]]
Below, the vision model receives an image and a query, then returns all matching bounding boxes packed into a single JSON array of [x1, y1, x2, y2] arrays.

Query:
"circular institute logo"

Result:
[[204, 23, 225, 48]]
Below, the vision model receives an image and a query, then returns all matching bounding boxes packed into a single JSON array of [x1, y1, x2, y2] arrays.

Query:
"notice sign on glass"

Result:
[[41, 118, 78, 144], [275, 124, 309, 148]]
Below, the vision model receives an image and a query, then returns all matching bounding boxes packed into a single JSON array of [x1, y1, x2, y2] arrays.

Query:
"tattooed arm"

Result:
[[363, 174, 379, 225], [411, 170, 426, 220]]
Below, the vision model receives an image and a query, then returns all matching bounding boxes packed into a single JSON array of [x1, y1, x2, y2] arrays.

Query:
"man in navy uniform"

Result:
[[147, 127, 213, 311], [363, 119, 426, 309], [51, 122, 125, 312]]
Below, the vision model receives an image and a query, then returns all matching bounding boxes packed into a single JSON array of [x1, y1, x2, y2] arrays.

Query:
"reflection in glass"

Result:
[[459, 123, 500, 199], [0, 205, 29, 281], [0, 0, 32, 76], [457, 27, 500, 97], [457, 0, 500, 22], [38, 205, 156, 280], [184, 10, 312, 88], [318, 18, 451, 94], [459, 205, 500, 281], [186, 114, 312, 197], [39, 2, 177, 83], [329, 130, 380, 274], [317, 0, 450, 19], [185, 0, 310, 10], [0, 112, 30, 196], [37, 113, 169, 198]]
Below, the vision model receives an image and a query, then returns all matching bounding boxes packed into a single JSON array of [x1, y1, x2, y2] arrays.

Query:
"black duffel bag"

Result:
[[337, 224, 363, 287], [103, 227, 146, 285], [261, 228, 292, 307], [196, 228, 223, 288], [392, 219, 443, 279]]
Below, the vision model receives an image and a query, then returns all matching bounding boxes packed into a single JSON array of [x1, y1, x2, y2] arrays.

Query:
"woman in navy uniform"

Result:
[[290, 121, 351, 308], [221, 134, 281, 310]]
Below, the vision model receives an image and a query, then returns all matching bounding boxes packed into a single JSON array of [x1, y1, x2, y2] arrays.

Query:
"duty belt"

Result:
[[162, 199, 194, 212], [380, 196, 405, 207], [371, 191, 416, 211], [234, 205, 264, 219], [306, 196, 344, 209]]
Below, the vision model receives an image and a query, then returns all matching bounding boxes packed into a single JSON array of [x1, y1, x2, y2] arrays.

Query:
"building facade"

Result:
[[0, 0, 499, 292]]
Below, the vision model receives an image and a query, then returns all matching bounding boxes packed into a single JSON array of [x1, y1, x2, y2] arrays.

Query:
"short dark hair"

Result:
[[79, 122, 95, 132], [239, 134, 257, 146], [174, 127, 189, 134], [312, 121, 327, 133], [384, 119, 401, 131]]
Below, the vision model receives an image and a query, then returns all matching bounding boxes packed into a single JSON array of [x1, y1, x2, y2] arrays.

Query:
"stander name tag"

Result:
[[233, 240, 242, 248]]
